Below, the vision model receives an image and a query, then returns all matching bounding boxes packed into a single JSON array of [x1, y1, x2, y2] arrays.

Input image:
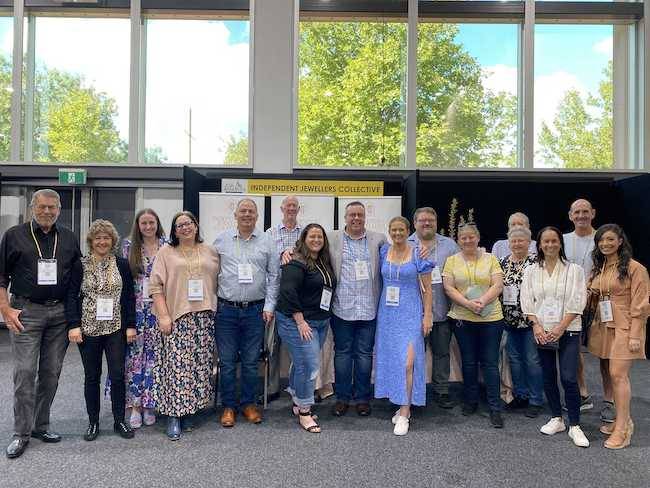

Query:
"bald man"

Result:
[[265, 196, 302, 402], [563, 199, 614, 423]]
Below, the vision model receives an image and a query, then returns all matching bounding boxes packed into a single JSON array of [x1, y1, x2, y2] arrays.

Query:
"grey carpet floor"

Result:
[[1, 328, 649, 488]]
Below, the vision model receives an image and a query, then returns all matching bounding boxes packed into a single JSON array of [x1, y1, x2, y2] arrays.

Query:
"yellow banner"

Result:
[[244, 179, 384, 196]]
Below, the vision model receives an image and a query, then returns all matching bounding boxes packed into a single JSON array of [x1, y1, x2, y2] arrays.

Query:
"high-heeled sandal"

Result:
[[604, 419, 633, 449], [292, 403, 318, 420], [298, 410, 321, 434], [601, 418, 633, 436]]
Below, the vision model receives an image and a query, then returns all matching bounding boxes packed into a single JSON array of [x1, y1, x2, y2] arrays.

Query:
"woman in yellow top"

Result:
[[442, 223, 505, 428], [588, 224, 649, 449]]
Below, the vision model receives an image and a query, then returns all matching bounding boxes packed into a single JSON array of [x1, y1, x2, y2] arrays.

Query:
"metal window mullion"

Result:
[[248, 0, 255, 168], [639, 0, 650, 171], [128, 0, 142, 163], [405, 0, 417, 169], [291, 0, 299, 170], [24, 15, 36, 162], [139, 18, 147, 163], [613, 24, 629, 169], [9, 0, 25, 162], [522, 0, 534, 169]]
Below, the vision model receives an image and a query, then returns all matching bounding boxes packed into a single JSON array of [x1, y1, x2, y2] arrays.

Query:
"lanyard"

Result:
[[461, 255, 478, 287], [345, 232, 368, 263], [597, 262, 617, 299], [235, 233, 255, 262], [420, 238, 438, 264], [30, 221, 58, 259], [90, 255, 117, 292], [387, 246, 410, 282], [540, 261, 562, 301], [315, 260, 333, 288], [180, 245, 202, 278]]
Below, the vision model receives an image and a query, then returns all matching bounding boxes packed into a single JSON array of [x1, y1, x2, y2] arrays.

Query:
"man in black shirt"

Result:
[[0, 189, 81, 459]]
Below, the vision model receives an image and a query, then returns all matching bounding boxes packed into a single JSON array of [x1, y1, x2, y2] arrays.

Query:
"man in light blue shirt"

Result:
[[265, 195, 302, 402], [407, 207, 459, 409], [213, 198, 280, 427]]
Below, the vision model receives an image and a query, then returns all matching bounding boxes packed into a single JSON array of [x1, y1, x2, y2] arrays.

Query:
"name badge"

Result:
[[96, 297, 114, 321], [541, 298, 561, 326], [142, 278, 152, 302], [37, 259, 57, 285], [386, 286, 400, 307], [238, 263, 254, 284], [188, 279, 204, 301], [599, 299, 614, 323], [502, 285, 519, 306], [430, 266, 442, 284], [354, 260, 370, 281], [320, 286, 333, 311]]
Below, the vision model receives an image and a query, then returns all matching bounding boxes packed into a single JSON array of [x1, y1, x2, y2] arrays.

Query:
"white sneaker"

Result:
[[129, 408, 142, 429], [540, 417, 566, 435], [568, 425, 590, 448], [392, 410, 411, 425], [393, 416, 410, 436]]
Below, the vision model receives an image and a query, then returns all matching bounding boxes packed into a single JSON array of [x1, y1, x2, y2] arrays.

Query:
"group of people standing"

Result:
[[1, 190, 647, 460]]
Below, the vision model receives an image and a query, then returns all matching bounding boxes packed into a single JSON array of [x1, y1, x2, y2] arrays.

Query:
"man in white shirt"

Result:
[[563, 199, 613, 423]]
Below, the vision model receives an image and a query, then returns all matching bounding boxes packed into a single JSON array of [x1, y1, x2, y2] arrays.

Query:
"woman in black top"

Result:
[[276, 223, 336, 433], [66, 219, 137, 441]]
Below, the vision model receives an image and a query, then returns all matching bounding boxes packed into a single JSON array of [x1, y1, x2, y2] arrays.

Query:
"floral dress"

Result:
[[119, 238, 165, 409], [499, 254, 536, 329]]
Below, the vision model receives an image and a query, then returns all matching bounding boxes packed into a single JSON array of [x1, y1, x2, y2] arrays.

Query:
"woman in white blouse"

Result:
[[520, 226, 589, 448]]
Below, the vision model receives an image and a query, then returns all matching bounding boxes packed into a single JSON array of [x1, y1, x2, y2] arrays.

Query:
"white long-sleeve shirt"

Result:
[[520, 260, 587, 332]]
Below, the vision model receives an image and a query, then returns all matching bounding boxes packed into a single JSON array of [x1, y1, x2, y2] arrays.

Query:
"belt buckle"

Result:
[[241, 301, 249, 308]]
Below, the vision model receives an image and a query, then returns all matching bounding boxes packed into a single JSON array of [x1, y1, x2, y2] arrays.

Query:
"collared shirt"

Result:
[[0, 220, 81, 303], [407, 232, 459, 322], [491, 239, 538, 261], [563, 231, 595, 279], [266, 222, 302, 256], [213, 228, 280, 312], [332, 230, 375, 321]]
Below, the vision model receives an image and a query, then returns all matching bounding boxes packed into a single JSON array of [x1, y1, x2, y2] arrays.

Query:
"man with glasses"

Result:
[[0, 189, 81, 459], [329, 201, 386, 417], [408, 207, 459, 408], [213, 198, 280, 427]]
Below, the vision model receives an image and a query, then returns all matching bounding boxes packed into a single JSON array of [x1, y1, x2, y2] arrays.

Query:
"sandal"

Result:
[[292, 403, 318, 420], [298, 410, 321, 434]]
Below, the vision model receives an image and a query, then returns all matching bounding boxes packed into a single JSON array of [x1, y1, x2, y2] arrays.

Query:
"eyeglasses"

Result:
[[175, 221, 195, 230], [416, 219, 435, 224]]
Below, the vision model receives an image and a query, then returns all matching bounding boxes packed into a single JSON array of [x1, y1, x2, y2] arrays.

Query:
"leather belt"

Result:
[[218, 298, 264, 309], [15, 296, 61, 306]]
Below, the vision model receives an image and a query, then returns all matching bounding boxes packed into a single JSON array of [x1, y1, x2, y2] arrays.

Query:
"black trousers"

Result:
[[78, 329, 126, 424]]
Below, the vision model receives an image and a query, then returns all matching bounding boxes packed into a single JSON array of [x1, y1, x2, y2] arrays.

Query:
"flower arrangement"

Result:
[[439, 197, 475, 240]]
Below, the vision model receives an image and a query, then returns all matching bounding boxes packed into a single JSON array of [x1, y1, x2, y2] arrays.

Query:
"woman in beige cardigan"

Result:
[[149, 211, 220, 441]]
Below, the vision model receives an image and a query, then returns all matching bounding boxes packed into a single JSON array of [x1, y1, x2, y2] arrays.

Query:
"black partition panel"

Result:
[[614, 174, 650, 266], [417, 173, 622, 249]]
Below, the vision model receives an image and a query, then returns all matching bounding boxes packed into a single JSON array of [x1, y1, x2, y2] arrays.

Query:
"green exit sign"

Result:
[[58, 168, 87, 185]]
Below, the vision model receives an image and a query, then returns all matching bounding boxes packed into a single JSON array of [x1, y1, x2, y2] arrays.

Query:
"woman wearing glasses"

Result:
[[149, 211, 220, 440]]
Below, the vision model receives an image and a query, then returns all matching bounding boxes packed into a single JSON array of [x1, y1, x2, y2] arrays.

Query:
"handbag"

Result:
[[581, 288, 599, 347]]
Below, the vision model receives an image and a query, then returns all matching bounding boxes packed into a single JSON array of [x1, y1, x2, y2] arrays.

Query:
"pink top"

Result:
[[149, 243, 220, 322]]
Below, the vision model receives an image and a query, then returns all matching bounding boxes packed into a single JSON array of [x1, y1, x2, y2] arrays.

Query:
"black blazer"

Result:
[[65, 255, 136, 332]]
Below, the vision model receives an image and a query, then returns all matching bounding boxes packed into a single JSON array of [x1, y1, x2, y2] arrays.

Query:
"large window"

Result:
[[25, 16, 130, 163], [0, 15, 12, 161], [145, 19, 250, 165], [416, 22, 519, 168], [534, 24, 614, 169], [297, 20, 407, 167]]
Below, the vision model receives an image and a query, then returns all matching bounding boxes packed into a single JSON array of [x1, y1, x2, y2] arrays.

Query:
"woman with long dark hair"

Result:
[[121, 209, 166, 428], [276, 223, 337, 433], [588, 224, 649, 449], [149, 211, 220, 440], [520, 226, 588, 448]]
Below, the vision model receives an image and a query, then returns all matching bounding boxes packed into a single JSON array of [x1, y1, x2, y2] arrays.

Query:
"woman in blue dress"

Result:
[[375, 216, 433, 436]]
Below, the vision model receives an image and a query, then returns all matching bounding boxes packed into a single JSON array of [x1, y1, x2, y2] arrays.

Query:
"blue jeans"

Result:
[[214, 302, 265, 409], [330, 315, 376, 403], [453, 319, 504, 412], [538, 331, 581, 426], [506, 327, 544, 406], [276, 311, 329, 408]]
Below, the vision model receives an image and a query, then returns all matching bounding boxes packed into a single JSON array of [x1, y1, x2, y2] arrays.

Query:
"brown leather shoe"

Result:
[[221, 408, 236, 428], [356, 402, 371, 416], [242, 405, 263, 424], [332, 401, 349, 417]]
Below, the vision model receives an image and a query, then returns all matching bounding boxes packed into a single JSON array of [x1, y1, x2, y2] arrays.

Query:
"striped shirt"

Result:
[[266, 222, 302, 256]]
